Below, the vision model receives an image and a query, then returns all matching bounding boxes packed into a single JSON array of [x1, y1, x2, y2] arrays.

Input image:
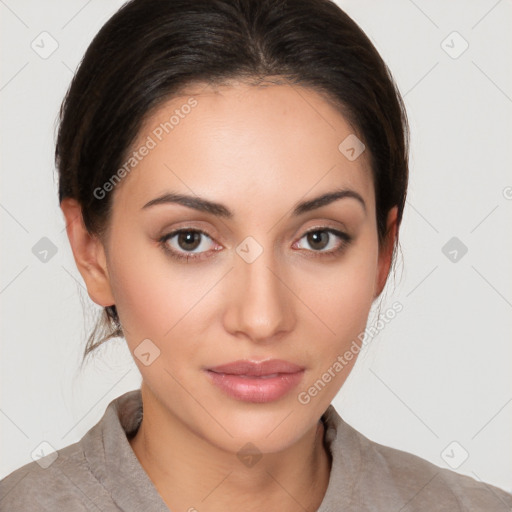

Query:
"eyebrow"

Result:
[[141, 187, 366, 217]]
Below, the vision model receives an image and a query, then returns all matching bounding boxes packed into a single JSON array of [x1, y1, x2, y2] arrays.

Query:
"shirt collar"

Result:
[[81, 389, 361, 511]]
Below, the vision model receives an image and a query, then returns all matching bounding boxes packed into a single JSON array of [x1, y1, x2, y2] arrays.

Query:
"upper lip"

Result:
[[207, 359, 305, 376]]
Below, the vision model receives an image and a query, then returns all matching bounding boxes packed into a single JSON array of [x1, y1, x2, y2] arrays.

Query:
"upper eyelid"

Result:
[[162, 225, 349, 248], [163, 224, 348, 237], [162, 228, 215, 245]]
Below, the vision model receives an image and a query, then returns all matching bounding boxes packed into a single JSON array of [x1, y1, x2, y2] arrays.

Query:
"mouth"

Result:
[[207, 359, 304, 376], [204, 359, 305, 403]]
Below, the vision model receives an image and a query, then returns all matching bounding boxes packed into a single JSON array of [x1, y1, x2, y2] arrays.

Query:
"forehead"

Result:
[[111, 82, 374, 217]]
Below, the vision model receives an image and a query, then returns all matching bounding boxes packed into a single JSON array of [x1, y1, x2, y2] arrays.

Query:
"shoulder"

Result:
[[0, 390, 145, 512], [323, 406, 512, 511], [0, 441, 117, 511], [355, 427, 512, 510]]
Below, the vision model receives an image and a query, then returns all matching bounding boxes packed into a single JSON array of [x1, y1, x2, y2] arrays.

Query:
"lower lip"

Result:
[[205, 370, 305, 403]]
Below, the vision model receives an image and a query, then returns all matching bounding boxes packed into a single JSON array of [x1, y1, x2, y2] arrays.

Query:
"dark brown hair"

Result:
[[55, 0, 409, 362]]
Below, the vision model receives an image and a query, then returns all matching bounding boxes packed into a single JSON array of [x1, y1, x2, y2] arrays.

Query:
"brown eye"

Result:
[[159, 229, 217, 262], [306, 231, 330, 251], [176, 231, 202, 251], [295, 228, 352, 256]]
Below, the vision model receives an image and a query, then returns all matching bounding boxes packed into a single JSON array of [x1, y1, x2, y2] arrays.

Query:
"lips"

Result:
[[205, 359, 305, 403], [207, 359, 305, 377]]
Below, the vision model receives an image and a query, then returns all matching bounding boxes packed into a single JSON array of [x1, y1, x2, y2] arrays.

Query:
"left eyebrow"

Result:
[[292, 188, 366, 216], [141, 187, 366, 217]]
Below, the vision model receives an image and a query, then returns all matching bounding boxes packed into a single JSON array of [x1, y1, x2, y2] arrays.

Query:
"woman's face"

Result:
[[101, 82, 395, 454]]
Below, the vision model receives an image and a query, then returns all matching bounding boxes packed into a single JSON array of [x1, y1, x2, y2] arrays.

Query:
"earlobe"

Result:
[[374, 206, 399, 299], [60, 198, 115, 307]]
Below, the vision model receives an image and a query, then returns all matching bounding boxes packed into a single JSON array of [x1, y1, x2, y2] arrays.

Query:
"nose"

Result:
[[222, 244, 296, 344]]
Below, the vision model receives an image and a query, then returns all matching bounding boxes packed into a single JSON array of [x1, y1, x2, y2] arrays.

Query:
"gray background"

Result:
[[1, 0, 511, 492]]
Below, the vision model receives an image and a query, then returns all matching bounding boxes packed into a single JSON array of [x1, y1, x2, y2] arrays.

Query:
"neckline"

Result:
[[82, 389, 362, 511]]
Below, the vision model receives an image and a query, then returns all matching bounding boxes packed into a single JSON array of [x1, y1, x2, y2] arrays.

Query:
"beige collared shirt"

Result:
[[1, 389, 511, 511]]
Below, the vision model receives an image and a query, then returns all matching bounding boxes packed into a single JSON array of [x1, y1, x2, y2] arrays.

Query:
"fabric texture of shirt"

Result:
[[1, 388, 511, 511]]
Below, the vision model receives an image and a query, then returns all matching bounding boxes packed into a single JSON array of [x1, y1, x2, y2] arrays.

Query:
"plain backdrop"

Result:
[[1, 0, 511, 493]]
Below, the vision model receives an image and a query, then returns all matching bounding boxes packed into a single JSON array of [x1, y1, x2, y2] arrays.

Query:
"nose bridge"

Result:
[[225, 237, 295, 341]]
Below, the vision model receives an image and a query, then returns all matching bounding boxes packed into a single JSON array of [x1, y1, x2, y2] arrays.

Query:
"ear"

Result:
[[374, 206, 399, 299], [60, 198, 115, 307]]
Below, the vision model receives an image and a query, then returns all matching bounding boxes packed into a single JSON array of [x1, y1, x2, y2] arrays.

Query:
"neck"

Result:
[[129, 387, 332, 512]]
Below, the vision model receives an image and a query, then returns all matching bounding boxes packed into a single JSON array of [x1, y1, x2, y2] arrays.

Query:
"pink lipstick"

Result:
[[205, 359, 305, 403]]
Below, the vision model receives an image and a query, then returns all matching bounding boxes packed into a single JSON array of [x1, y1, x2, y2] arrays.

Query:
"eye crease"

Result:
[[158, 227, 353, 263]]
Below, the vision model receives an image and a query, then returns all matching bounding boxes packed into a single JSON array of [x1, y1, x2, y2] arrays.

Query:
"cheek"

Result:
[[108, 224, 378, 357], [107, 231, 221, 363], [106, 231, 179, 342], [295, 241, 378, 404], [303, 240, 378, 343]]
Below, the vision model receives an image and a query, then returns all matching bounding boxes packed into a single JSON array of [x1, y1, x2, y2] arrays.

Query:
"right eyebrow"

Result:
[[142, 192, 232, 217]]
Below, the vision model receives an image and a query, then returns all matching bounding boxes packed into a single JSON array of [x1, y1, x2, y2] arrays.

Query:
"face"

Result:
[[86, 82, 395, 454]]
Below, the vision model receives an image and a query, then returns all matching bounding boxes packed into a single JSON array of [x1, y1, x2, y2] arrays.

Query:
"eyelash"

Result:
[[158, 227, 352, 263]]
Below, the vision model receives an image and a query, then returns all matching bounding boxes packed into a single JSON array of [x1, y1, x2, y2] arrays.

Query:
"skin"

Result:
[[61, 81, 398, 512]]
